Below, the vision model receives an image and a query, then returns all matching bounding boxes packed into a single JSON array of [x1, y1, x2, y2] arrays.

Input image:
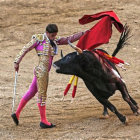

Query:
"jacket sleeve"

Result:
[[14, 36, 38, 64], [56, 31, 86, 45]]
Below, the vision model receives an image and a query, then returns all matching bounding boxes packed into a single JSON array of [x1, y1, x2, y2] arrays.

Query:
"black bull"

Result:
[[53, 28, 140, 124]]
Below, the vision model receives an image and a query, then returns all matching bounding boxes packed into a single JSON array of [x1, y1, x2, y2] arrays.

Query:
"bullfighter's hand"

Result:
[[14, 63, 19, 72]]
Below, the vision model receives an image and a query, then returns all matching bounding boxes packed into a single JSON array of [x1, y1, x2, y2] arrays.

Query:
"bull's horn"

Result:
[[68, 40, 83, 54], [61, 50, 64, 58]]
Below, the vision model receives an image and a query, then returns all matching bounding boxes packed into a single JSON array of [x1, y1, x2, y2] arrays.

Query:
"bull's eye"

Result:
[[66, 56, 71, 60]]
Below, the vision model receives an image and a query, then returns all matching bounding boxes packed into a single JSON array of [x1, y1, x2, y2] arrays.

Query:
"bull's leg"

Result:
[[117, 81, 139, 115], [103, 105, 109, 117], [128, 96, 140, 115], [128, 95, 139, 109], [97, 97, 127, 124]]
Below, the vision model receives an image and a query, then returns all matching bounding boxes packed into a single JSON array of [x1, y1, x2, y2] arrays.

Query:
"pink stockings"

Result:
[[15, 76, 37, 119], [37, 103, 51, 125]]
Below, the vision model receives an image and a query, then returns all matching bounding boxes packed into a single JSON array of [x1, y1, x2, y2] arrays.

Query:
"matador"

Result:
[[11, 24, 86, 128]]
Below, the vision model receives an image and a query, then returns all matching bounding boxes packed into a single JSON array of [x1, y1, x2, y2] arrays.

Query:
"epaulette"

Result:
[[32, 33, 45, 42]]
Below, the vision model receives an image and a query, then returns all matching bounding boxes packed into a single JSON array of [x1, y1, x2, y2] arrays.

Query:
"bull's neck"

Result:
[[76, 70, 94, 83]]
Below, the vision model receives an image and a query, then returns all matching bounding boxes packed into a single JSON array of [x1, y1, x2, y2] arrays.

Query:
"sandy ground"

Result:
[[0, 0, 140, 139]]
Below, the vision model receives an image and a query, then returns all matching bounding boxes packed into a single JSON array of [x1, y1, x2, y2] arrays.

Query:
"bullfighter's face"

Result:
[[46, 32, 57, 41]]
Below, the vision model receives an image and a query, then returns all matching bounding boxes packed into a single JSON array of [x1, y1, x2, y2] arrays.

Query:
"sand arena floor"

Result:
[[0, 0, 140, 139]]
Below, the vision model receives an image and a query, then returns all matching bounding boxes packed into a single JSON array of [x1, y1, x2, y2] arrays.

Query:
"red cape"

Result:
[[77, 11, 124, 50]]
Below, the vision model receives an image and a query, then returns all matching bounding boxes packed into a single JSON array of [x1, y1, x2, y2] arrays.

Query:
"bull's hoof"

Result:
[[102, 112, 109, 118], [136, 105, 139, 110], [103, 114, 110, 118], [100, 114, 109, 119], [137, 109, 140, 114], [123, 116, 128, 125], [134, 109, 140, 116]]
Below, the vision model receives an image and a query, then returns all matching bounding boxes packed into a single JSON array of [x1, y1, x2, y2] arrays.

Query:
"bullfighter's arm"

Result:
[[14, 35, 39, 64], [56, 31, 88, 45]]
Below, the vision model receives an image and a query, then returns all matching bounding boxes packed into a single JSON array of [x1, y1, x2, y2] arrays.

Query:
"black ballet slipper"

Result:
[[11, 113, 19, 126], [40, 122, 56, 129]]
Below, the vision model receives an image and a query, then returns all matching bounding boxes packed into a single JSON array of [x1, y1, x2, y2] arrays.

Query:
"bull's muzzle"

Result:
[[53, 63, 60, 70]]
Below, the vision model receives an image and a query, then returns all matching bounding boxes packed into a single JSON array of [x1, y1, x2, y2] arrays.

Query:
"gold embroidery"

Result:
[[35, 39, 52, 105], [32, 34, 44, 42], [14, 38, 37, 64], [36, 45, 55, 56], [35, 64, 49, 105]]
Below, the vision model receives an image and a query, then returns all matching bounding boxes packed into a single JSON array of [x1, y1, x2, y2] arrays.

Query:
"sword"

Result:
[[12, 71, 18, 113]]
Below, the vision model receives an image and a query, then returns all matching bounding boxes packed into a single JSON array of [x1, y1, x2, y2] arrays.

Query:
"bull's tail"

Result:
[[112, 24, 131, 57]]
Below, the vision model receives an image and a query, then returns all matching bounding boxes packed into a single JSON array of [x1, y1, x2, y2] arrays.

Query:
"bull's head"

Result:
[[53, 41, 88, 77]]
